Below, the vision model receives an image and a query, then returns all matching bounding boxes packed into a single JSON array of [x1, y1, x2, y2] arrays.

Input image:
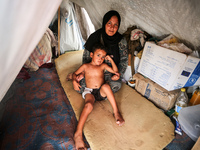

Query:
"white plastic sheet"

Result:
[[60, 0, 84, 53], [0, 0, 61, 101]]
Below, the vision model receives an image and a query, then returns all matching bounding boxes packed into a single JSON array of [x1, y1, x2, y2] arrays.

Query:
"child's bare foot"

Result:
[[74, 132, 87, 150], [114, 112, 125, 126], [66, 73, 73, 81]]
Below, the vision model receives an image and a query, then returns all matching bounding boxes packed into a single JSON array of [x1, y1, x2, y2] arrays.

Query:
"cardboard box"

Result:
[[138, 42, 200, 91], [133, 73, 179, 111]]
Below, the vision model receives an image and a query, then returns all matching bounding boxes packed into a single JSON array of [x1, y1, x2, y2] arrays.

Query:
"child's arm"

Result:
[[72, 64, 85, 91], [104, 55, 120, 77]]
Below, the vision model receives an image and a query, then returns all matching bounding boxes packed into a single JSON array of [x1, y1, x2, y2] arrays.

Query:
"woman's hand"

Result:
[[76, 72, 84, 82], [111, 72, 121, 81]]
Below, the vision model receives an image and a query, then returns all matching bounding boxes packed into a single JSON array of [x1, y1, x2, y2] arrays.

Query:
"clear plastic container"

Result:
[[178, 104, 200, 141], [174, 88, 188, 116]]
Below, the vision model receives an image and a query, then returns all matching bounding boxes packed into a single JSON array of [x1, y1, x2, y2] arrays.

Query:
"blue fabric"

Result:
[[164, 117, 195, 150], [0, 67, 89, 150]]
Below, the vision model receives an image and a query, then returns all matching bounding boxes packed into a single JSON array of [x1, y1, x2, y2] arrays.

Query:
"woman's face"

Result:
[[105, 15, 119, 36]]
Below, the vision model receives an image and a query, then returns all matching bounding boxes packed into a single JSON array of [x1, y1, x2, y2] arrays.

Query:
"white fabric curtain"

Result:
[[0, 0, 62, 101]]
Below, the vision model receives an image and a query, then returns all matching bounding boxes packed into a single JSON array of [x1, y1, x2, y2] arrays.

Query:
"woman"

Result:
[[75, 10, 128, 94]]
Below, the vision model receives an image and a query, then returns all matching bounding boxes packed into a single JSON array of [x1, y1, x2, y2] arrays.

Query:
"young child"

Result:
[[72, 43, 125, 150]]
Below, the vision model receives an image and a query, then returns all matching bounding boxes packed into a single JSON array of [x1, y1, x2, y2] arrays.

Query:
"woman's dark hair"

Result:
[[92, 43, 108, 54]]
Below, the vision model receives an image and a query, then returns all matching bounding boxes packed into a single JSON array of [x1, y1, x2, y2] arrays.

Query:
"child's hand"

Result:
[[105, 55, 113, 62], [72, 80, 81, 91]]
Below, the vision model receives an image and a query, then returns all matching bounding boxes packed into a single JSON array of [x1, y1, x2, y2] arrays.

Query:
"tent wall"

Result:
[[0, 0, 62, 101], [71, 0, 200, 50], [1, 0, 200, 101]]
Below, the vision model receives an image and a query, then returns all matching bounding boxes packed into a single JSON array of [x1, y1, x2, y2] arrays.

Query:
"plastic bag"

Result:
[[60, 1, 84, 53]]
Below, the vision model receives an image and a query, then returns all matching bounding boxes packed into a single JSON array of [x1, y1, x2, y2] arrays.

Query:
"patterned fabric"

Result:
[[164, 118, 195, 150], [164, 131, 195, 150], [0, 67, 89, 150], [118, 37, 129, 76]]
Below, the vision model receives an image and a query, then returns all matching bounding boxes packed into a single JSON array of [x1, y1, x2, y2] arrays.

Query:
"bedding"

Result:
[[55, 50, 175, 150]]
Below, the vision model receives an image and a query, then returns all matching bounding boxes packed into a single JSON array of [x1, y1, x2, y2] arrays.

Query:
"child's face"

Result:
[[90, 49, 107, 65]]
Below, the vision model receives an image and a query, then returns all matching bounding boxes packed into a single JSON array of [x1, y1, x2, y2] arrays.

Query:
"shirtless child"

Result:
[[72, 43, 125, 150]]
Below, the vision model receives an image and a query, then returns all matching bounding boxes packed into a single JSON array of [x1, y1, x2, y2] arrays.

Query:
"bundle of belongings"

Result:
[[157, 34, 193, 54], [123, 26, 152, 75], [24, 28, 58, 72], [17, 28, 58, 80]]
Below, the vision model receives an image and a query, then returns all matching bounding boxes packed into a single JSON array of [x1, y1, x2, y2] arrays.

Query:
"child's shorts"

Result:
[[82, 87, 107, 101]]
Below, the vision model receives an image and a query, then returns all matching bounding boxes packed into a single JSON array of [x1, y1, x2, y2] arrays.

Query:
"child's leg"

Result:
[[74, 94, 95, 150], [100, 84, 125, 126]]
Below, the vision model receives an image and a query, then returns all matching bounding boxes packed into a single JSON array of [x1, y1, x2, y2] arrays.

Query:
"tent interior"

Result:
[[1, 0, 200, 149]]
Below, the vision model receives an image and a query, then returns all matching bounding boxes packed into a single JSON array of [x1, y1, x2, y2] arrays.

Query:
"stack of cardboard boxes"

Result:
[[133, 41, 200, 111]]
